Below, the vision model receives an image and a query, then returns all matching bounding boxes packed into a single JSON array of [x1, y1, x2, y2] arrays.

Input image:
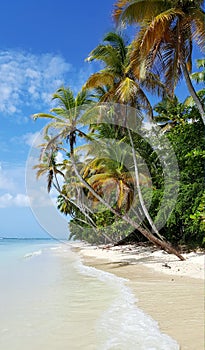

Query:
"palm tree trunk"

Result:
[[130, 207, 153, 234], [69, 151, 185, 260], [182, 63, 205, 123], [128, 128, 165, 241], [122, 213, 185, 260], [52, 167, 114, 244]]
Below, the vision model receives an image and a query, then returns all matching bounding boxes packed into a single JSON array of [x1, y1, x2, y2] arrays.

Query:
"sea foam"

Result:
[[23, 250, 42, 259], [75, 260, 179, 350]]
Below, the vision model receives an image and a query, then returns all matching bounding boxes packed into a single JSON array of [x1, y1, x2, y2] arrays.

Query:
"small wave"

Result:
[[75, 259, 128, 284], [75, 259, 179, 350], [23, 250, 42, 259]]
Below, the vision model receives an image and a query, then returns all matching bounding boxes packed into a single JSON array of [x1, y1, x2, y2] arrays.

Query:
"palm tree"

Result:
[[34, 87, 185, 260], [70, 147, 185, 259], [82, 146, 135, 213], [33, 86, 94, 215], [67, 119, 184, 259], [82, 135, 165, 240], [83, 32, 175, 242], [84, 32, 166, 119], [33, 136, 65, 193], [113, 0, 205, 121], [184, 58, 205, 108], [191, 58, 205, 84], [33, 87, 116, 243], [153, 96, 189, 132], [57, 185, 115, 244], [34, 136, 115, 243], [33, 86, 93, 154]]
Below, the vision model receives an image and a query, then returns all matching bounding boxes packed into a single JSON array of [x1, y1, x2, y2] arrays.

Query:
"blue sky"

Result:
[[0, 0, 116, 239], [0, 1, 203, 239]]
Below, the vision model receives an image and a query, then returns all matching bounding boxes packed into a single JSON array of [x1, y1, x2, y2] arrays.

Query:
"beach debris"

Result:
[[162, 263, 171, 269]]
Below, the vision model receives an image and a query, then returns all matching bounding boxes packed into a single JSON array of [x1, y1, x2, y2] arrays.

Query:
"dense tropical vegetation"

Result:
[[33, 1, 205, 258]]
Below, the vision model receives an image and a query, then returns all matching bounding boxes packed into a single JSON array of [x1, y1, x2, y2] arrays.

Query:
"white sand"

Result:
[[74, 243, 204, 280], [73, 242, 205, 350]]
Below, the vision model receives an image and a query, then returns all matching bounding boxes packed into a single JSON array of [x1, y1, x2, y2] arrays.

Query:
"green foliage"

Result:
[[56, 100, 205, 248], [190, 191, 205, 241], [157, 115, 205, 246], [32, 0, 205, 250]]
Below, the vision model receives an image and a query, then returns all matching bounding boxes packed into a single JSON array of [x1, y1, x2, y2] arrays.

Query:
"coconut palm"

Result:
[[81, 138, 161, 240], [33, 86, 93, 154], [69, 121, 178, 245], [71, 149, 185, 259], [57, 186, 115, 244], [33, 136, 65, 193], [191, 58, 205, 84], [113, 0, 205, 121], [82, 156, 134, 213], [34, 87, 185, 260], [153, 96, 189, 132], [35, 137, 115, 242], [184, 58, 205, 108], [84, 32, 166, 119]]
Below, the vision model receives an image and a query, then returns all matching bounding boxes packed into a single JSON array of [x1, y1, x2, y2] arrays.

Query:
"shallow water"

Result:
[[0, 239, 179, 349]]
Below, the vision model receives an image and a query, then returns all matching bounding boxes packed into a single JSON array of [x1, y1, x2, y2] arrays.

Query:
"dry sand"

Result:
[[74, 243, 204, 350]]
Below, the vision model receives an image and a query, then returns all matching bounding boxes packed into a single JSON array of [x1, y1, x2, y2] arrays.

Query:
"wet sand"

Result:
[[77, 246, 204, 350]]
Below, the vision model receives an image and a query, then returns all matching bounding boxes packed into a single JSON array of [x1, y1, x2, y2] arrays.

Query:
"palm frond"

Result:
[[113, 0, 168, 25], [33, 113, 62, 121], [50, 108, 70, 118], [196, 58, 205, 69], [103, 32, 127, 62], [33, 165, 48, 179], [83, 72, 115, 90], [116, 77, 139, 104], [76, 89, 93, 106], [191, 71, 205, 83], [86, 45, 122, 70], [52, 87, 75, 110], [190, 9, 205, 49], [139, 9, 183, 58], [42, 121, 69, 136], [141, 72, 168, 97]]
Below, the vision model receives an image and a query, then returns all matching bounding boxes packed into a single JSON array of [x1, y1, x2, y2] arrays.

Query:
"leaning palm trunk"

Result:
[[52, 166, 114, 244], [69, 148, 185, 260], [127, 128, 164, 241], [182, 63, 205, 123]]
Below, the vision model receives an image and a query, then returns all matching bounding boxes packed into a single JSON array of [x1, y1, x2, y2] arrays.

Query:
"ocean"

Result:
[[0, 239, 179, 350]]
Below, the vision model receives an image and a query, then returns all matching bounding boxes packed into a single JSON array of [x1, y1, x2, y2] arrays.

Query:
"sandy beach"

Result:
[[74, 243, 204, 350]]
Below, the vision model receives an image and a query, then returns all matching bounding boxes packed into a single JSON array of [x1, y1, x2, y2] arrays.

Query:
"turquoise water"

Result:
[[0, 239, 179, 350]]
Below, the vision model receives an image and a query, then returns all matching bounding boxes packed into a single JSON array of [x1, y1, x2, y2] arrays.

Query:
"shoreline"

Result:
[[73, 243, 204, 350]]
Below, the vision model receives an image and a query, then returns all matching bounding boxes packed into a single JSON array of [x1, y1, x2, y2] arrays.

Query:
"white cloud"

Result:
[[0, 50, 96, 118], [0, 161, 50, 208], [56, 151, 64, 164], [0, 50, 72, 115], [0, 147, 66, 209], [0, 162, 28, 197], [0, 164, 15, 191], [22, 131, 43, 147], [28, 187, 54, 208], [0, 193, 29, 208]]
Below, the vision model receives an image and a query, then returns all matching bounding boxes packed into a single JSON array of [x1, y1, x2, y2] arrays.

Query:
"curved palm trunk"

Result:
[[52, 169, 114, 244], [127, 128, 164, 241], [130, 207, 152, 234], [122, 213, 185, 260], [70, 151, 185, 260], [182, 63, 205, 123]]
